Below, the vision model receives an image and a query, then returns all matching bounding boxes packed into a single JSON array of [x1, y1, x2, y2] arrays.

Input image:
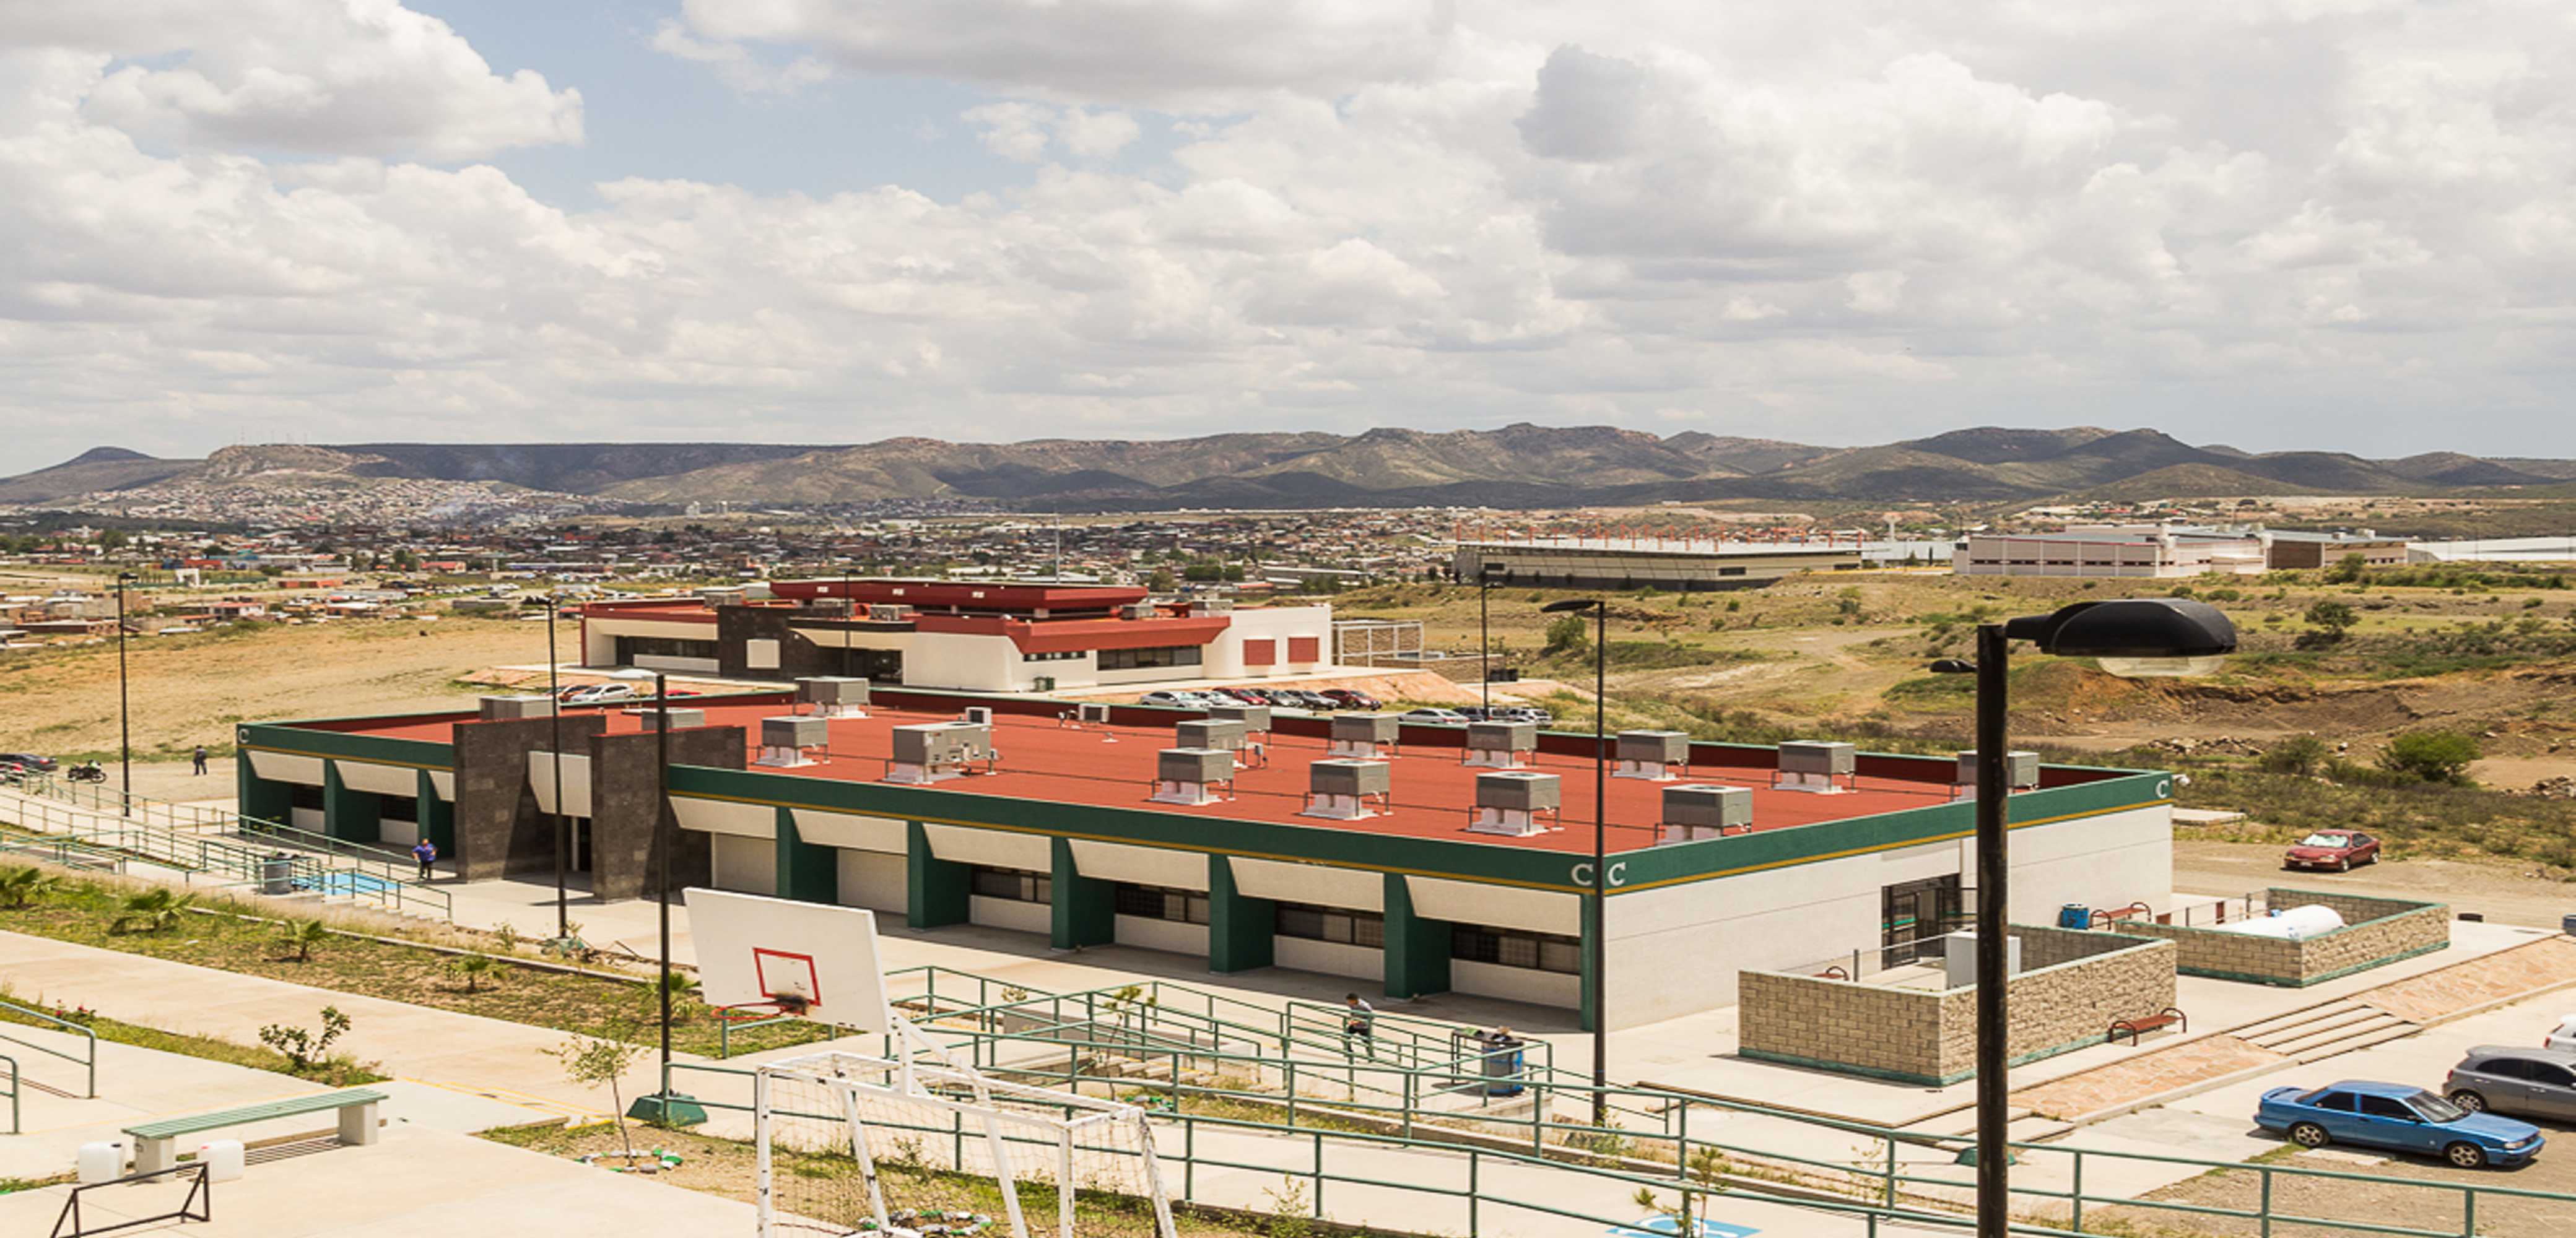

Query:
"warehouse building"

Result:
[[1451, 538, 1863, 591], [578, 578, 1331, 693], [1952, 526, 2266, 578], [239, 694, 2176, 1029], [2258, 529, 2411, 571]]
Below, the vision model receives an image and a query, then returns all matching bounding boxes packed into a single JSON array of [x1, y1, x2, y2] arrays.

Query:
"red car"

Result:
[[2285, 830, 2380, 872]]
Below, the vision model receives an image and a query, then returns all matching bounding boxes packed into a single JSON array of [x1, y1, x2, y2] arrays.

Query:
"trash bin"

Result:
[[2057, 903, 2091, 930], [261, 852, 295, 896], [1482, 1044, 1526, 1097], [2562, 912, 2576, 938]]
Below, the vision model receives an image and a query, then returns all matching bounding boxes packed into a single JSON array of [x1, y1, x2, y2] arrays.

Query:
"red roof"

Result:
[[769, 578, 1148, 612]]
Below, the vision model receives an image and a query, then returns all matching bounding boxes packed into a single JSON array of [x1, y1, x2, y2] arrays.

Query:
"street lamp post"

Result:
[[1930, 599, 2235, 1237], [546, 597, 569, 940], [1477, 561, 1507, 712], [115, 572, 136, 816], [611, 665, 679, 1110], [1541, 597, 1609, 1122]]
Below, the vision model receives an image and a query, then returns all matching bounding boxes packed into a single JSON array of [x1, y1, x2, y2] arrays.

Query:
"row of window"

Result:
[[1097, 645, 1203, 672], [1040, 882, 1578, 975], [1020, 649, 1084, 662]]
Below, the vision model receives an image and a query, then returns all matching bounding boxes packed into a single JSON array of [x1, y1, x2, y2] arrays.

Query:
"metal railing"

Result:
[[0, 787, 449, 920], [50, 1161, 211, 1238], [1, 1053, 17, 1135], [0, 995, 98, 1099]]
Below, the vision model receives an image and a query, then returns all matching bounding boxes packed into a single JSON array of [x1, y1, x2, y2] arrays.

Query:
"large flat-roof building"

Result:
[[2260, 529, 2411, 571], [240, 694, 2175, 1029], [580, 579, 1331, 693], [1452, 538, 1863, 591], [1952, 526, 2266, 578]]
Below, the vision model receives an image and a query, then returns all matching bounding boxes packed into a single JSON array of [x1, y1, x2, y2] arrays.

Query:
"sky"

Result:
[[4, 1, 2575, 469]]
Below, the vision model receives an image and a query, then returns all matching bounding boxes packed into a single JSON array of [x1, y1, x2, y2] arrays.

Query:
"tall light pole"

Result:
[[532, 594, 570, 940], [1541, 596, 1608, 1122], [115, 572, 136, 816], [1477, 561, 1507, 712], [611, 666, 676, 1094], [1930, 599, 2235, 1236]]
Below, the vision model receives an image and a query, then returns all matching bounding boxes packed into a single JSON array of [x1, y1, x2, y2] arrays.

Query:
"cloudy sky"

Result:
[[4, 0, 2574, 468]]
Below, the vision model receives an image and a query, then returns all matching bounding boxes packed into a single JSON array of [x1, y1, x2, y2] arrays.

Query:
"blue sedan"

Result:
[[2256, 1081, 2544, 1168]]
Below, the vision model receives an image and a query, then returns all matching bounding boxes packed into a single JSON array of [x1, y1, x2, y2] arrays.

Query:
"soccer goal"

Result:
[[755, 1049, 1176, 1238]]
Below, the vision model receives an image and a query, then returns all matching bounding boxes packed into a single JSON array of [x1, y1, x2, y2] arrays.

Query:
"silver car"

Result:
[[2447, 1045, 2576, 1123]]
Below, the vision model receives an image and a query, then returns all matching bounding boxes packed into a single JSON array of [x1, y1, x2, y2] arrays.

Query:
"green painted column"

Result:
[[237, 754, 290, 827], [320, 760, 380, 843], [1580, 891, 1603, 1034], [905, 820, 969, 930], [775, 807, 838, 906], [1380, 873, 1450, 1000], [416, 769, 454, 854], [1206, 854, 1273, 974], [1050, 836, 1114, 951]]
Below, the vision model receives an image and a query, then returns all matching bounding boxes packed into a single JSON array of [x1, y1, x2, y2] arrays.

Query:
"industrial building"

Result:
[[1952, 526, 2266, 578], [2258, 530, 2411, 571], [578, 579, 1331, 694], [238, 693, 2175, 1029], [1451, 538, 1863, 591]]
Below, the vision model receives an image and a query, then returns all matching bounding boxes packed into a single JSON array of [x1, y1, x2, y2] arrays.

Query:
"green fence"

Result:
[[0, 995, 97, 1102]]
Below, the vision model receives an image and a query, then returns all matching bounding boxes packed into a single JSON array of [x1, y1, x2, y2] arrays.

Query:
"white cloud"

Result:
[[4, 0, 581, 160], [648, 20, 831, 95], [9, 1, 2576, 462]]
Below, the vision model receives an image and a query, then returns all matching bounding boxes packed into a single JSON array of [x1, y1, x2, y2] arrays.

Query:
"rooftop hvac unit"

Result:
[[1177, 717, 1249, 753], [1775, 740, 1858, 794], [478, 695, 556, 721], [885, 721, 996, 784], [963, 706, 995, 727], [1615, 730, 1690, 781], [1328, 712, 1399, 758], [1191, 598, 1233, 616], [866, 604, 915, 622], [1151, 747, 1237, 805], [630, 707, 707, 731], [1077, 702, 1114, 725], [755, 715, 831, 768], [1302, 758, 1391, 820], [1470, 771, 1560, 836], [700, 587, 744, 606], [1208, 703, 1270, 733], [1658, 784, 1752, 844], [741, 583, 775, 601], [1121, 602, 1159, 621], [805, 596, 851, 617], [1953, 750, 2040, 795], [1463, 720, 1536, 769], [796, 676, 870, 717]]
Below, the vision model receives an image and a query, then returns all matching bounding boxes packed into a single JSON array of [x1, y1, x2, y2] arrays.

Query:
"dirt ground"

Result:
[[0, 617, 570, 761], [2175, 839, 2576, 930], [2123, 1140, 2576, 1237]]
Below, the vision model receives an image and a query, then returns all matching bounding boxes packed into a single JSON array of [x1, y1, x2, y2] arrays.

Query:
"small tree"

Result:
[[0, 865, 63, 910], [111, 888, 196, 935], [549, 1023, 650, 1161], [2304, 599, 2357, 636], [259, 1006, 352, 1076], [1544, 613, 1590, 654], [2380, 730, 2481, 784], [2326, 552, 2369, 584], [2261, 735, 2330, 777], [276, 917, 330, 963]]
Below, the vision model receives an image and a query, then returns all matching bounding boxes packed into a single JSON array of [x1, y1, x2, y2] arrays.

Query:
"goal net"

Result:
[[756, 1049, 1177, 1238]]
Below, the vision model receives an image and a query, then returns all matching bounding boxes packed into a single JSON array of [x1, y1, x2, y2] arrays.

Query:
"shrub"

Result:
[[2260, 735, 2329, 777], [258, 1006, 352, 1075], [1543, 613, 1590, 654], [2378, 730, 2481, 785]]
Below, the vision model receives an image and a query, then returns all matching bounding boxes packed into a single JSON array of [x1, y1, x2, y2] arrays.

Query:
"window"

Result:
[[290, 783, 325, 811], [2477, 1058, 2534, 1081], [2309, 1091, 2356, 1112], [1717, 566, 1746, 577], [2357, 1095, 2414, 1120], [1097, 645, 1204, 672], [378, 794, 419, 823], [1451, 926, 1582, 974], [1275, 903, 1384, 948], [1020, 649, 1084, 662], [1114, 883, 1209, 924], [970, 866, 1051, 904], [2533, 1064, 2576, 1089]]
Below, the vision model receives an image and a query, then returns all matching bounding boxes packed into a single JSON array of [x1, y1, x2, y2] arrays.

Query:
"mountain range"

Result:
[[7, 428, 2575, 513]]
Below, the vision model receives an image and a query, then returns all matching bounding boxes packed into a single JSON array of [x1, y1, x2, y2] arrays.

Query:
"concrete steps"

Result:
[[2235, 998, 2419, 1060]]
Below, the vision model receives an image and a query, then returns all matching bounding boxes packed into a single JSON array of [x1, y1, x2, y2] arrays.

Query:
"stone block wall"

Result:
[[1739, 925, 2175, 1085], [2117, 888, 2446, 986]]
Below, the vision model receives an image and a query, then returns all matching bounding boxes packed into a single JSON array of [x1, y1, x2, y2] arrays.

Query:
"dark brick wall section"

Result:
[[589, 725, 746, 901], [451, 715, 606, 881]]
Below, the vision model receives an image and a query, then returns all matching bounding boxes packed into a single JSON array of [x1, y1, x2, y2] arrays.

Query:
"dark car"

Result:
[[1272, 689, 1334, 710], [2284, 829, 2380, 872], [2448, 1046, 2576, 1123], [2256, 1080, 2543, 1168], [1321, 688, 1380, 710], [0, 752, 58, 774]]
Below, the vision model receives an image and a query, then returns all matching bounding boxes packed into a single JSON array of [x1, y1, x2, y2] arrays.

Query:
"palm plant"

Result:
[[276, 917, 330, 963], [448, 953, 500, 993], [111, 888, 196, 935], [0, 865, 63, 910]]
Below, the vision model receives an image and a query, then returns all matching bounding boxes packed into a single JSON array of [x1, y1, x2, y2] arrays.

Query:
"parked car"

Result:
[[1494, 706, 1553, 725], [0, 752, 58, 774], [2256, 1080, 2543, 1168], [2447, 1046, 2576, 1122], [2549, 1015, 2576, 1054], [1321, 688, 1381, 710], [1453, 706, 1493, 722], [1401, 707, 1471, 725], [1221, 687, 1276, 705], [560, 683, 638, 705], [1139, 691, 1201, 708], [2283, 829, 2380, 872]]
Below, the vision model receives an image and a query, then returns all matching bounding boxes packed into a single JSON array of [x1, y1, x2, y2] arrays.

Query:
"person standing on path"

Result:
[[1342, 992, 1375, 1057], [191, 745, 208, 776], [411, 838, 438, 881]]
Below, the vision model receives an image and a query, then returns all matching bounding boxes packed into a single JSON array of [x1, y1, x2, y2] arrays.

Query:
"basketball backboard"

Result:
[[685, 888, 895, 1033]]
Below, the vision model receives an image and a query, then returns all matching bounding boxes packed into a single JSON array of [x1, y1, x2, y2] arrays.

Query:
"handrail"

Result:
[[1, 789, 446, 919], [1, 1052, 17, 1135], [0, 997, 100, 1100], [50, 1159, 212, 1238]]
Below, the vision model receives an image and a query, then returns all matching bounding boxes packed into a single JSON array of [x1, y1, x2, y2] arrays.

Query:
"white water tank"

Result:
[[197, 1138, 246, 1182], [77, 1141, 121, 1184], [2217, 904, 2347, 940]]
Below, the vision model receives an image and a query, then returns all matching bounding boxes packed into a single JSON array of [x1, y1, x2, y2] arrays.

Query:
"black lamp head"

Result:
[[2003, 598, 2237, 677]]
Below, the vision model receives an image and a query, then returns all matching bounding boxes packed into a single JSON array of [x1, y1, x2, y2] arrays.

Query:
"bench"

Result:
[[123, 1088, 386, 1174], [2108, 1008, 2188, 1047]]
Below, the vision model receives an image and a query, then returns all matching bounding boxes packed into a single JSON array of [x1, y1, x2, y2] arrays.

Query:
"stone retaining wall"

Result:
[[2117, 888, 2447, 987], [1739, 925, 2177, 1085]]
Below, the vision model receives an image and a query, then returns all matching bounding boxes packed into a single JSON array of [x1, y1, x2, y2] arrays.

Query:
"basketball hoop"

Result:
[[714, 995, 808, 1024]]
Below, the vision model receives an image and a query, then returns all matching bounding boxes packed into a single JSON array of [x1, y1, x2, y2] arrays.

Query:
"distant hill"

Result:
[[7, 426, 2575, 513]]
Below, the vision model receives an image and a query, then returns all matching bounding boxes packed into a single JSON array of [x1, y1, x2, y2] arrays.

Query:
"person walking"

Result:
[[191, 745, 209, 776], [1342, 992, 1375, 1057], [411, 838, 438, 881]]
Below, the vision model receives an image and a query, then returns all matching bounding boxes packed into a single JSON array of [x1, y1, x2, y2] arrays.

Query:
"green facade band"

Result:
[[906, 820, 968, 930], [774, 808, 838, 906], [1206, 855, 1274, 973], [1381, 873, 1450, 1000], [1579, 891, 1603, 1034], [1050, 836, 1115, 951], [320, 760, 379, 844]]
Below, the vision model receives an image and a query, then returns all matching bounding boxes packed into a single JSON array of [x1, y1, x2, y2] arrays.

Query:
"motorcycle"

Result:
[[65, 761, 107, 784]]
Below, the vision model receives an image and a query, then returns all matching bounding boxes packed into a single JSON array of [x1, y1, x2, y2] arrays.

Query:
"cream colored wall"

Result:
[[712, 834, 777, 895], [837, 849, 908, 914], [1230, 857, 1382, 909], [1204, 605, 1333, 678], [1275, 937, 1380, 981], [970, 896, 1050, 935], [1452, 959, 1582, 1008], [1116, 916, 1210, 956], [1070, 840, 1208, 890]]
